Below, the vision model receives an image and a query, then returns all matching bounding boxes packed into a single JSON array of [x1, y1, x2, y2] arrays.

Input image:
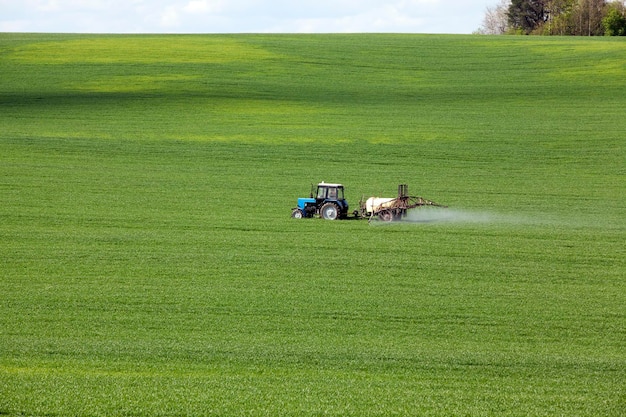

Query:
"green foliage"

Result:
[[1, 33, 625, 416], [603, 5, 626, 35], [502, 0, 626, 36]]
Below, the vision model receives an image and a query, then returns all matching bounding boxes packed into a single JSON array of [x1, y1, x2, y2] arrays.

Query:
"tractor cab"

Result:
[[292, 182, 349, 220], [316, 182, 344, 201]]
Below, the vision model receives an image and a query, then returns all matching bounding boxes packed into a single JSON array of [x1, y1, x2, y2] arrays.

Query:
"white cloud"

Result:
[[159, 6, 180, 28], [184, 0, 224, 14], [33, 0, 61, 12]]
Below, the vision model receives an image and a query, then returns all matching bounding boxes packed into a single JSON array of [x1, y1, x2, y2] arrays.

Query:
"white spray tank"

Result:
[[365, 197, 396, 215]]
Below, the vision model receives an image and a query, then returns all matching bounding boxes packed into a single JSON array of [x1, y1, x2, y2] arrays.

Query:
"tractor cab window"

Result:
[[317, 185, 344, 200]]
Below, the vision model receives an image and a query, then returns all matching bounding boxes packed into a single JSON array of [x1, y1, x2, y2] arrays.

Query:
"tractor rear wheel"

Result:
[[320, 203, 339, 220]]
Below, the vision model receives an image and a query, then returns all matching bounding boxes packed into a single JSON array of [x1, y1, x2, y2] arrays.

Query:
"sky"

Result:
[[0, 0, 496, 34]]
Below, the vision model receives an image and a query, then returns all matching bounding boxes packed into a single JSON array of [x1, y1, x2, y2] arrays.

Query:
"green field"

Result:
[[1, 33, 624, 416]]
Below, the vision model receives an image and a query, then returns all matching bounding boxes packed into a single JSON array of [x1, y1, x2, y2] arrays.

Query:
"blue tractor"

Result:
[[291, 182, 350, 220]]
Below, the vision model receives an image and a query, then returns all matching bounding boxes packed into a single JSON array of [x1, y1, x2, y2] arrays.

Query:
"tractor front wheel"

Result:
[[320, 203, 339, 220]]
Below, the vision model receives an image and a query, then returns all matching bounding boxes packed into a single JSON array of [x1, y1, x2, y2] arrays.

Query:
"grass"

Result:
[[0, 33, 625, 416]]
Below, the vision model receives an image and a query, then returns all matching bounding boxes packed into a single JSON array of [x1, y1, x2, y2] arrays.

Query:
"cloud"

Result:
[[159, 5, 181, 28], [183, 0, 224, 14]]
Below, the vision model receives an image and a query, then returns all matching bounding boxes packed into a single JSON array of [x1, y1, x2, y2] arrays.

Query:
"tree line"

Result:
[[478, 0, 626, 35]]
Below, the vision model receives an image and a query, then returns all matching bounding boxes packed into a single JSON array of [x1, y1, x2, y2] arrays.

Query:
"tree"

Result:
[[477, 0, 511, 34], [543, 0, 577, 34], [508, 0, 549, 34], [482, 0, 619, 35], [571, 0, 607, 35], [602, 1, 626, 34]]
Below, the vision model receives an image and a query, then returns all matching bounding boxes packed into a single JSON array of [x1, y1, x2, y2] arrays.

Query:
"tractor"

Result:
[[291, 182, 350, 220], [292, 183, 447, 221]]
